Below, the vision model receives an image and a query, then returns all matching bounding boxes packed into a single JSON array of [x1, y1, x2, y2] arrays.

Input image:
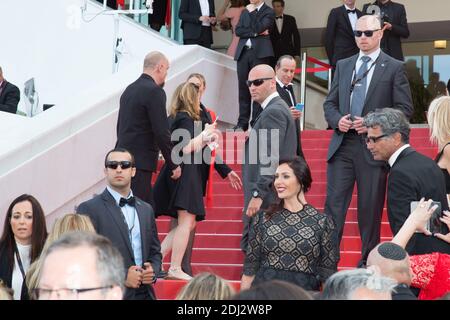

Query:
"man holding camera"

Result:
[[323, 15, 413, 267], [363, 108, 450, 256], [363, 0, 409, 61]]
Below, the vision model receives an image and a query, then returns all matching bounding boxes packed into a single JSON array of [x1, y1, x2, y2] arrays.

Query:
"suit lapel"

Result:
[[101, 190, 135, 260], [392, 147, 415, 169], [135, 199, 148, 263], [363, 52, 389, 112], [341, 5, 354, 35], [344, 55, 358, 114], [276, 83, 291, 106], [253, 96, 282, 126]]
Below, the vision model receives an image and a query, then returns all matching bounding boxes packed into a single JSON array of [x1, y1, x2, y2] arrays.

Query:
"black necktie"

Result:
[[284, 85, 293, 92], [119, 196, 136, 207], [347, 9, 356, 14], [276, 16, 282, 19]]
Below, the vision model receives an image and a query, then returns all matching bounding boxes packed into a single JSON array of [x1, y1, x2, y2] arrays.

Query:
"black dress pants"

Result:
[[324, 132, 388, 266], [131, 169, 154, 208]]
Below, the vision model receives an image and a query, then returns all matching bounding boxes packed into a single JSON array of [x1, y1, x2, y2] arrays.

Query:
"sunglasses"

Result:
[[246, 77, 273, 87], [354, 29, 380, 37], [365, 134, 388, 144], [105, 160, 134, 170]]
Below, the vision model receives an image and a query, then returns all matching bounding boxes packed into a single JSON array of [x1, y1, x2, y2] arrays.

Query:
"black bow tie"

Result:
[[276, 16, 283, 19], [283, 85, 293, 91], [119, 196, 136, 207], [347, 9, 356, 14]]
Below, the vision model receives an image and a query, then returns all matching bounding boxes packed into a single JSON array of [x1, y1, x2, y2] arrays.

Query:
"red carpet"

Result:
[[153, 128, 435, 299]]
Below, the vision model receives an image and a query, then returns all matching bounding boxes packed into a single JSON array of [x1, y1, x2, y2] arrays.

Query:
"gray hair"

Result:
[[321, 268, 396, 300], [276, 55, 295, 69], [143, 51, 167, 70], [43, 231, 125, 293], [363, 108, 410, 143]]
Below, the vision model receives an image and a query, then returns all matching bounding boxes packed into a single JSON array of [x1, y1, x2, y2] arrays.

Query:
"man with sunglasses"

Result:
[[116, 51, 181, 208], [363, 108, 450, 256], [233, 0, 275, 131], [323, 14, 413, 268], [240, 64, 297, 253], [363, 0, 409, 61], [77, 148, 162, 300]]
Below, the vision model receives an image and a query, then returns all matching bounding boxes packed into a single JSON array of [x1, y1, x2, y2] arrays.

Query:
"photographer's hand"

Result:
[[434, 211, 450, 244]]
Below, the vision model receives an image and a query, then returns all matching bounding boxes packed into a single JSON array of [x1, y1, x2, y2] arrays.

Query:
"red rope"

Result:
[[295, 57, 332, 74]]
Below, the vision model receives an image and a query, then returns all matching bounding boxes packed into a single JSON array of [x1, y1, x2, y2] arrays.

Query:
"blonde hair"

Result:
[[427, 96, 450, 149], [0, 280, 13, 300], [176, 272, 235, 300], [26, 214, 96, 296], [169, 82, 200, 120]]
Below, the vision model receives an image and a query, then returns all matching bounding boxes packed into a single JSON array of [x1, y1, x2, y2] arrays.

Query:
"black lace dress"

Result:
[[243, 204, 338, 290]]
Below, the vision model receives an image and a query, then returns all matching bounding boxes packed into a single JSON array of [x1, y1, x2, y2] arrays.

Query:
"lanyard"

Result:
[[350, 56, 380, 93], [14, 243, 27, 279]]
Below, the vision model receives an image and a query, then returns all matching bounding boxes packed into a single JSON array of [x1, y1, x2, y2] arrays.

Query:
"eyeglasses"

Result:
[[105, 160, 134, 170], [246, 77, 273, 87], [354, 29, 381, 37], [32, 286, 113, 300], [365, 134, 389, 144]]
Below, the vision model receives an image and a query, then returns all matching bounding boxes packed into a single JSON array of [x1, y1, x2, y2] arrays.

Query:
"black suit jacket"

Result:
[[325, 5, 363, 67], [76, 189, 162, 300], [269, 14, 301, 59], [387, 147, 450, 255], [179, 0, 215, 41], [275, 82, 304, 158], [199, 104, 231, 194], [234, 4, 275, 61], [324, 51, 413, 161], [0, 81, 20, 114], [116, 73, 176, 172], [0, 244, 30, 300], [363, 1, 409, 61]]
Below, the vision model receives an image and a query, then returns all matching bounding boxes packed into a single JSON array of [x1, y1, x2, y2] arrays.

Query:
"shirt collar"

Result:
[[107, 185, 133, 206], [358, 48, 381, 63], [388, 144, 410, 167], [276, 77, 293, 88], [261, 91, 279, 110], [256, 1, 264, 11], [344, 4, 356, 11]]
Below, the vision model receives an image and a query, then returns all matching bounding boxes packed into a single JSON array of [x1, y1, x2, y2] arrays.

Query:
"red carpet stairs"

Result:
[[153, 128, 435, 299]]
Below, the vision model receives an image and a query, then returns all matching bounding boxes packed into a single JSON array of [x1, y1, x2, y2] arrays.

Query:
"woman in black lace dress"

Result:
[[241, 157, 338, 291]]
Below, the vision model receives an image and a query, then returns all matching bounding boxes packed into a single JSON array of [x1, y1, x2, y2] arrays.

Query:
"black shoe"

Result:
[[156, 270, 168, 279], [232, 124, 248, 131]]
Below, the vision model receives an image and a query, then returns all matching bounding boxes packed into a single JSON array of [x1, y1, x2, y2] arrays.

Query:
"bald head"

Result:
[[367, 242, 412, 285], [357, 15, 382, 30], [248, 64, 276, 104], [143, 51, 169, 86]]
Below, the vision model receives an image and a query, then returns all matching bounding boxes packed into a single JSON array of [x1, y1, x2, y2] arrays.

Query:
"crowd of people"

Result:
[[1, 0, 450, 301]]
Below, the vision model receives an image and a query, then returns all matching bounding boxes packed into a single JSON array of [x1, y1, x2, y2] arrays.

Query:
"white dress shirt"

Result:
[[275, 14, 283, 34], [276, 77, 295, 106], [345, 4, 358, 31], [199, 0, 211, 26], [261, 91, 280, 110], [245, 1, 265, 48], [388, 144, 410, 167]]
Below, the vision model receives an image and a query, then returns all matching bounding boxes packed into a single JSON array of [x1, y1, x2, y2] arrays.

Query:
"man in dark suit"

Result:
[[148, 0, 167, 32], [325, 0, 363, 72], [116, 51, 181, 207], [323, 15, 413, 267], [364, 108, 450, 255], [240, 64, 297, 252], [179, 0, 216, 48], [363, 0, 409, 61], [269, 0, 301, 67], [0, 66, 20, 114], [234, 0, 275, 131], [77, 148, 163, 300]]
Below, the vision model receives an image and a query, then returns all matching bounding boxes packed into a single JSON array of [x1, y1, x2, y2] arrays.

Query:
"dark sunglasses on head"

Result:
[[105, 160, 134, 170], [191, 83, 200, 90], [365, 133, 388, 144], [354, 29, 380, 37], [246, 77, 273, 87]]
